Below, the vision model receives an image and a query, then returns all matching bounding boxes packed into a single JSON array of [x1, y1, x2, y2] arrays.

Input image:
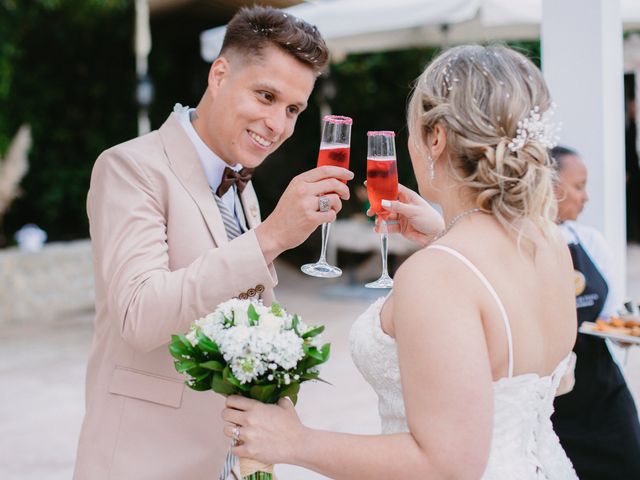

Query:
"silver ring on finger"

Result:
[[318, 195, 331, 213], [232, 425, 241, 446]]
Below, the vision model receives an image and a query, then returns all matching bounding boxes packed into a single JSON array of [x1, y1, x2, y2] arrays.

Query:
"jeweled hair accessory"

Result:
[[508, 104, 561, 152]]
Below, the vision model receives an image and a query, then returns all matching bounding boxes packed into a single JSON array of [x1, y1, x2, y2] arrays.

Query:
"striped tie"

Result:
[[214, 194, 243, 240]]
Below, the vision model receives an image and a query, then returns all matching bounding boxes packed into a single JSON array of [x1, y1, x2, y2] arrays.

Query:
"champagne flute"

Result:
[[365, 131, 398, 289], [301, 115, 353, 278]]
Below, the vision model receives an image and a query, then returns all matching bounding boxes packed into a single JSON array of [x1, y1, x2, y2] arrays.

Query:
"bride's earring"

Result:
[[428, 155, 435, 181]]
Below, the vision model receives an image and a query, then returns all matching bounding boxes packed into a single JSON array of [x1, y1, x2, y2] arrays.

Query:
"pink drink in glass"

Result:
[[364, 130, 397, 289], [300, 115, 353, 278], [367, 157, 398, 220], [317, 145, 351, 182]]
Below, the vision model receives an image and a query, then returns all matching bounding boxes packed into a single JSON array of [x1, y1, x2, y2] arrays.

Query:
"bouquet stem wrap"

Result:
[[239, 457, 275, 480]]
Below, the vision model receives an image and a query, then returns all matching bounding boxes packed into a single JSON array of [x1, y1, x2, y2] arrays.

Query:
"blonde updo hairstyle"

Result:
[[408, 44, 557, 236]]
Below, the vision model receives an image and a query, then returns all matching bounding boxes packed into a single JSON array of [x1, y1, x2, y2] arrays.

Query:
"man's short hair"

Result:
[[220, 6, 329, 74]]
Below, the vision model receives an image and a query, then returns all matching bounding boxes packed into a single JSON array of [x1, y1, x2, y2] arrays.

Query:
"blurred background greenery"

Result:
[[0, 0, 539, 263]]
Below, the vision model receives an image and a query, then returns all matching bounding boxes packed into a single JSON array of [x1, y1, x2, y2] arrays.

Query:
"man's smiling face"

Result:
[[206, 44, 316, 168]]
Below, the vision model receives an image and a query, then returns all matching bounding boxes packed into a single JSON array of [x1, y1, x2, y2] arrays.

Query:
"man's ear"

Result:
[[208, 56, 230, 94]]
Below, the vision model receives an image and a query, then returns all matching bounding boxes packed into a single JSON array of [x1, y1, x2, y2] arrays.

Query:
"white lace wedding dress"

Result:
[[350, 245, 578, 479]]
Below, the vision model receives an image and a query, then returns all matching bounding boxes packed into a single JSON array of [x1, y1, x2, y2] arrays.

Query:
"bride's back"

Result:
[[440, 219, 576, 380], [399, 43, 577, 380]]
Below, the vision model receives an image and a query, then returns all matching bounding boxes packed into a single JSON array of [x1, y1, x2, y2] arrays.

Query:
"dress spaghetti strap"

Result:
[[427, 244, 514, 378]]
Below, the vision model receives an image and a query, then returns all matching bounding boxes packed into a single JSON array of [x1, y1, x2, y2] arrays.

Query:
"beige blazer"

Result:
[[74, 113, 277, 479]]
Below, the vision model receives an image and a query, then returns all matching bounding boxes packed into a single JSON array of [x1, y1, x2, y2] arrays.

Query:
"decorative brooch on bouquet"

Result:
[[170, 298, 330, 480]]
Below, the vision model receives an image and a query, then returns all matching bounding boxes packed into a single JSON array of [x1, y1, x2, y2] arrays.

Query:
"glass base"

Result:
[[365, 274, 393, 289], [301, 261, 342, 278]]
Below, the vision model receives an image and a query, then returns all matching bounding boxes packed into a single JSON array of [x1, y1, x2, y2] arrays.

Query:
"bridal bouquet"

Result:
[[169, 298, 330, 480]]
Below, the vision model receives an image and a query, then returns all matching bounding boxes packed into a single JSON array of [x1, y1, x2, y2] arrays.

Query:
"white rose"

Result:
[[259, 312, 284, 332], [254, 303, 271, 316], [197, 311, 222, 330]]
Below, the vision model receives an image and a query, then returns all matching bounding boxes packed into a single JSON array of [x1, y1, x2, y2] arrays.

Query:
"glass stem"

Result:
[[380, 220, 389, 277], [318, 222, 331, 263]]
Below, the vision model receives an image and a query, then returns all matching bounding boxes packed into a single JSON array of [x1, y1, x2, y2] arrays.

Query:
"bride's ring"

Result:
[[232, 425, 241, 446], [318, 195, 331, 212]]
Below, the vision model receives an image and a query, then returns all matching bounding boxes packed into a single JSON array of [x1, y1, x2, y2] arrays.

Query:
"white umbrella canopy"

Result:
[[200, 0, 480, 61], [200, 0, 640, 61]]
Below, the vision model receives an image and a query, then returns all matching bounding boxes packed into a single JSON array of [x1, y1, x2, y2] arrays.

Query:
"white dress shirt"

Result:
[[174, 104, 246, 231]]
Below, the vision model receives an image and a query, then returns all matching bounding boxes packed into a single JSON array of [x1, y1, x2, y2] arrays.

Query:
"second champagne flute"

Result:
[[301, 115, 352, 278], [365, 131, 399, 289]]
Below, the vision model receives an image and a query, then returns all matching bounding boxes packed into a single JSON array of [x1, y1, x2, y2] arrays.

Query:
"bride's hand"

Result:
[[368, 184, 444, 246], [222, 395, 306, 465]]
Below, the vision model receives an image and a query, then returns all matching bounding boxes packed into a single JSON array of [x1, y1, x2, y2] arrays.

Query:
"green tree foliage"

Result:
[[0, 0, 135, 244]]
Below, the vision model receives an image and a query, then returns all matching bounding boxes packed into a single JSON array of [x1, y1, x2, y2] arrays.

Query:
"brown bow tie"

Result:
[[216, 166, 255, 197]]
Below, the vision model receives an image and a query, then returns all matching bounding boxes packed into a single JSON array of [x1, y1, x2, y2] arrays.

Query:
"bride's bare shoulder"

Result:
[[393, 245, 469, 293]]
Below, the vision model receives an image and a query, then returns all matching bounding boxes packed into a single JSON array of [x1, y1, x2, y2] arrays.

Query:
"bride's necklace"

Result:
[[431, 207, 482, 242]]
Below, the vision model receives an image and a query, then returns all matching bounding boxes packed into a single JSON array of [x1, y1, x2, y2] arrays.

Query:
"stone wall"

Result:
[[0, 240, 94, 323]]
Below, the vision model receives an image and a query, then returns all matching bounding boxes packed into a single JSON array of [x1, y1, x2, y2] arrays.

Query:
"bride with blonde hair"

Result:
[[221, 44, 579, 479]]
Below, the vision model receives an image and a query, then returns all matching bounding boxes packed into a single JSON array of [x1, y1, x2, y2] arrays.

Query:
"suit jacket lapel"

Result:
[[158, 113, 229, 247], [240, 183, 261, 229]]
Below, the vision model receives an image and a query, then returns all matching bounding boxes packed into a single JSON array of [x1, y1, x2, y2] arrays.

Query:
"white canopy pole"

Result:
[[542, 0, 626, 295]]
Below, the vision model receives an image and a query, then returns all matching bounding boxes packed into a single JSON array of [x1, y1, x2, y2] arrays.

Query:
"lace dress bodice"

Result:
[[349, 245, 578, 479]]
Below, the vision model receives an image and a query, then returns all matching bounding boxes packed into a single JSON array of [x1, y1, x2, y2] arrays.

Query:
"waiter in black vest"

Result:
[[551, 146, 640, 479]]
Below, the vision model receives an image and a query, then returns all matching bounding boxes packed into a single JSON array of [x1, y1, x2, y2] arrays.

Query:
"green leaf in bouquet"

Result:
[[199, 360, 224, 371], [301, 355, 323, 370], [175, 359, 198, 373], [320, 343, 331, 362], [186, 379, 211, 391], [169, 344, 186, 361], [300, 371, 319, 381], [195, 330, 220, 355], [291, 314, 301, 335], [222, 314, 234, 328], [247, 303, 259, 325], [299, 372, 332, 385], [211, 372, 237, 396], [277, 382, 300, 405], [307, 347, 325, 362], [223, 365, 250, 392], [301, 325, 325, 339], [250, 384, 277, 403], [190, 367, 213, 382], [305, 344, 331, 365], [169, 334, 194, 359], [270, 302, 284, 317]]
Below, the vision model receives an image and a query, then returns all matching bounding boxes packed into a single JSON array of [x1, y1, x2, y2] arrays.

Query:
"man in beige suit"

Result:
[[74, 7, 351, 479]]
